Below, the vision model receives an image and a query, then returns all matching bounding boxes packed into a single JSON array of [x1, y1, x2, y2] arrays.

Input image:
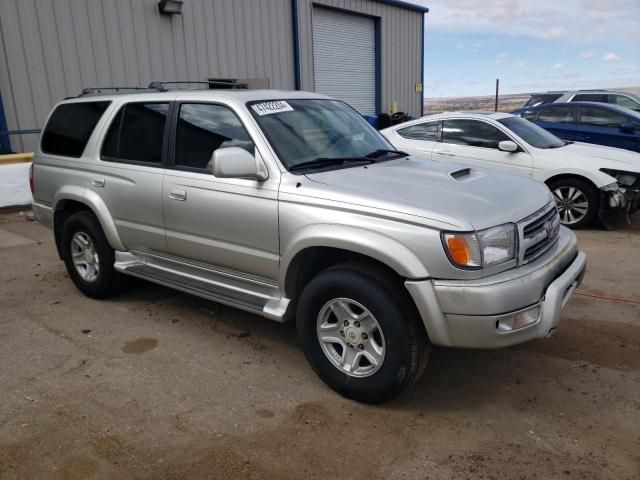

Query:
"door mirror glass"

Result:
[[210, 147, 268, 181], [498, 140, 518, 152]]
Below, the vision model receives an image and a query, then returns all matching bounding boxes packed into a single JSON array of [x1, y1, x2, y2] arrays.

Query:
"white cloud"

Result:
[[552, 63, 565, 69], [581, 51, 595, 59], [540, 26, 569, 39], [513, 61, 527, 68], [407, 0, 640, 41], [602, 52, 622, 61]]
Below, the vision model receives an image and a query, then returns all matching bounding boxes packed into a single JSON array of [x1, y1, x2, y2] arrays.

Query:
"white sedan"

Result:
[[381, 112, 640, 228]]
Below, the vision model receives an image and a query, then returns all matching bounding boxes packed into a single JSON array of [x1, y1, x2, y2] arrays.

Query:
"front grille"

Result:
[[520, 205, 560, 264]]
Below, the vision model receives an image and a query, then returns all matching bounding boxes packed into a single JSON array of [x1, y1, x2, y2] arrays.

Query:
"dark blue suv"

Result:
[[512, 102, 640, 153]]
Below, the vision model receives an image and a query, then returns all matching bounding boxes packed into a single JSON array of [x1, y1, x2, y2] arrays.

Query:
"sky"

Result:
[[405, 0, 640, 98]]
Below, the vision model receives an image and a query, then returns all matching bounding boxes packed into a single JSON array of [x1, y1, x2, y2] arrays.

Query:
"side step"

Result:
[[124, 264, 268, 312]]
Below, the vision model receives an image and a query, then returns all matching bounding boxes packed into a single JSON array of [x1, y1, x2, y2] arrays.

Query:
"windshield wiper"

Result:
[[365, 149, 409, 159], [289, 156, 374, 172]]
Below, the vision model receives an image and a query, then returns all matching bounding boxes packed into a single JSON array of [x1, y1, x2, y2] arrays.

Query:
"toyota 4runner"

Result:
[[31, 88, 587, 403]]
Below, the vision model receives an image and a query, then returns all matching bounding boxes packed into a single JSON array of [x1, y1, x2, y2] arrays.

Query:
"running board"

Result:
[[116, 255, 290, 322]]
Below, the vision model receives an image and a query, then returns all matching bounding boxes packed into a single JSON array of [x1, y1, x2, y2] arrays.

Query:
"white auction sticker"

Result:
[[251, 101, 294, 116]]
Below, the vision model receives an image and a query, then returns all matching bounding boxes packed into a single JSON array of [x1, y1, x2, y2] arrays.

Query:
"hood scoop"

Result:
[[450, 167, 471, 179], [449, 167, 485, 182]]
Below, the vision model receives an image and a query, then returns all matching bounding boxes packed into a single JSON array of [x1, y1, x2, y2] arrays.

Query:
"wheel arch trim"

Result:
[[53, 186, 125, 251], [279, 224, 431, 290]]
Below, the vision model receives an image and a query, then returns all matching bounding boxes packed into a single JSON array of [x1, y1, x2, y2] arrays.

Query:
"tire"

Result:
[[548, 177, 599, 229], [296, 264, 430, 404], [61, 211, 126, 299]]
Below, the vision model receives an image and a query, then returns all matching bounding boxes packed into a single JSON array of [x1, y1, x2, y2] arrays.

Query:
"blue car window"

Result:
[[580, 107, 629, 128], [538, 105, 574, 123]]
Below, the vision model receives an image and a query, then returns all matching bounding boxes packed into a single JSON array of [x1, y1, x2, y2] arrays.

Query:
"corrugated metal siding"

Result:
[[0, 0, 295, 152], [298, 0, 423, 118], [312, 7, 376, 115]]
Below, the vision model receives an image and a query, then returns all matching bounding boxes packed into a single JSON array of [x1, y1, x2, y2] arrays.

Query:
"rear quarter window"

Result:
[[40, 101, 111, 157]]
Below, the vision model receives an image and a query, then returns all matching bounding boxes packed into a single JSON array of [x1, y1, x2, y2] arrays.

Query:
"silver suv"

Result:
[[31, 88, 587, 403], [523, 90, 640, 112]]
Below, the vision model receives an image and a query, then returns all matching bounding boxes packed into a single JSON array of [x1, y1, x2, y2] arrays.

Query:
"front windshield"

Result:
[[248, 99, 394, 170], [499, 116, 566, 149]]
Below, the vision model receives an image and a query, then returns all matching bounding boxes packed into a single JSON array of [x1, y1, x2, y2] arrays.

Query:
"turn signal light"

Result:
[[447, 236, 471, 265]]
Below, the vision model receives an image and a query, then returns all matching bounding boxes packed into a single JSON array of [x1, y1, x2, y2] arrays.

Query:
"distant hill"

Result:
[[423, 86, 640, 115]]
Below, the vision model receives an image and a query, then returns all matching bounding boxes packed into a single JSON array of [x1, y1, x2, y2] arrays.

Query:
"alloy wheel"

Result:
[[316, 298, 386, 378], [552, 186, 589, 225], [70, 231, 100, 282]]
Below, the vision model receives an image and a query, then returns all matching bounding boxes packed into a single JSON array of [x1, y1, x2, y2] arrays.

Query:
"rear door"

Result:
[[389, 120, 441, 159], [433, 119, 533, 176], [577, 105, 639, 151], [162, 101, 280, 281], [94, 101, 171, 253], [533, 104, 581, 141]]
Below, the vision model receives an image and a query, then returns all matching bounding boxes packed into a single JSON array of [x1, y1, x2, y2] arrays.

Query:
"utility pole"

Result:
[[494, 79, 500, 112]]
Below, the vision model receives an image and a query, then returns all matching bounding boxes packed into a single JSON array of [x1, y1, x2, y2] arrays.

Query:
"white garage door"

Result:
[[312, 8, 376, 115]]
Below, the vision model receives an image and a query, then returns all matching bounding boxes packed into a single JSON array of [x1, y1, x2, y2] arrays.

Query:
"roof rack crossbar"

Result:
[[148, 80, 249, 91]]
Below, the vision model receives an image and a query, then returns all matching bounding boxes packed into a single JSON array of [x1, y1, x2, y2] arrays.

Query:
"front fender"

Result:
[[53, 186, 125, 251], [279, 224, 431, 288]]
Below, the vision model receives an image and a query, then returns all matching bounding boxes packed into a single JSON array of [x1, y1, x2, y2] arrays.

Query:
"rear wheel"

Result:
[[296, 264, 430, 404], [548, 178, 599, 228], [61, 211, 126, 298]]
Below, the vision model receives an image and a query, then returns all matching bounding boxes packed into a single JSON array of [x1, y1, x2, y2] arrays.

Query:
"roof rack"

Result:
[[79, 86, 158, 97], [78, 79, 250, 97]]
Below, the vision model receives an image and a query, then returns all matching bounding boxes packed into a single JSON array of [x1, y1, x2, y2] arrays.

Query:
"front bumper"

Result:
[[406, 227, 587, 348]]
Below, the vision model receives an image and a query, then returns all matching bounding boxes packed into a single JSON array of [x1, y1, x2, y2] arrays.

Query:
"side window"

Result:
[[101, 103, 169, 163], [609, 94, 640, 110], [41, 101, 110, 157], [175, 103, 254, 170], [397, 122, 440, 141], [579, 107, 630, 128], [442, 120, 509, 149], [571, 93, 608, 103], [538, 105, 574, 123]]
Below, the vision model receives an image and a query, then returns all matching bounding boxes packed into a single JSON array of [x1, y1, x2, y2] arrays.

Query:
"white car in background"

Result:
[[381, 112, 640, 228]]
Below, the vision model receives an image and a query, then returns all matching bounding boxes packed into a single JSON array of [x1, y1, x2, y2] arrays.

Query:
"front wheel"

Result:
[[296, 264, 430, 404], [548, 178, 599, 229]]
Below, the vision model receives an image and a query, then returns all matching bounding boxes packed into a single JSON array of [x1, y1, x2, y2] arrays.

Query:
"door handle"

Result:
[[437, 150, 454, 156], [169, 188, 187, 201], [91, 178, 105, 187]]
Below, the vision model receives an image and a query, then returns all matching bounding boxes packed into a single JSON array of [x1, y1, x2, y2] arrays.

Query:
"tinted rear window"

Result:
[[41, 102, 110, 157], [101, 103, 169, 163]]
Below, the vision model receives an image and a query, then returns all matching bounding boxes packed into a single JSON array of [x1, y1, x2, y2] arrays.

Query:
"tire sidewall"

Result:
[[297, 269, 420, 403], [61, 212, 116, 298]]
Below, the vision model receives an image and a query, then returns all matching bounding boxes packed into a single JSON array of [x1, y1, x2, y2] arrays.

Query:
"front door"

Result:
[[433, 119, 533, 177], [162, 102, 280, 281]]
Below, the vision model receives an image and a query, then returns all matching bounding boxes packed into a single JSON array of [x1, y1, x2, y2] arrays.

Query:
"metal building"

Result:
[[0, 0, 428, 153]]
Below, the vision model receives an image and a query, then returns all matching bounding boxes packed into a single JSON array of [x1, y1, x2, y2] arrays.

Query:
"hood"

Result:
[[304, 156, 551, 231], [559, 142, 640, 172]]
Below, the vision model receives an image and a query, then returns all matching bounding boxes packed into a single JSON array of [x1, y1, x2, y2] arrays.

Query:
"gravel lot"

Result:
[[0, 210, 638, 479]]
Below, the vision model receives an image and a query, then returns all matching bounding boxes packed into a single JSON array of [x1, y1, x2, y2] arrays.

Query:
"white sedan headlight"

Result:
[[442, 224, 516, 269]]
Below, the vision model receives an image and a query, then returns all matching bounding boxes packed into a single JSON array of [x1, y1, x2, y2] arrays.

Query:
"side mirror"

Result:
[[498, 140, 519, 152], [619, 123, 635, 134], [210, 147, 268, 181]]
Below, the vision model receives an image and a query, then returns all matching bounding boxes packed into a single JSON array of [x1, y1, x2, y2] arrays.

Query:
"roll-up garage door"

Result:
[[312, 7, 376, 115]]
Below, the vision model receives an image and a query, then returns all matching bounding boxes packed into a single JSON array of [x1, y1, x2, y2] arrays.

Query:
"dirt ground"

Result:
[[0, 210, 638, 480]]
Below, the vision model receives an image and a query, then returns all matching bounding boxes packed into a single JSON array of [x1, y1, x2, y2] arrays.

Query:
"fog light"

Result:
[[496, 305, 540, 333]]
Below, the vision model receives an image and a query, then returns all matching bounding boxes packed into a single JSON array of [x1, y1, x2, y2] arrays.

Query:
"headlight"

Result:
[[442, 223, 516, 269], [600, 168, 639, 188]]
